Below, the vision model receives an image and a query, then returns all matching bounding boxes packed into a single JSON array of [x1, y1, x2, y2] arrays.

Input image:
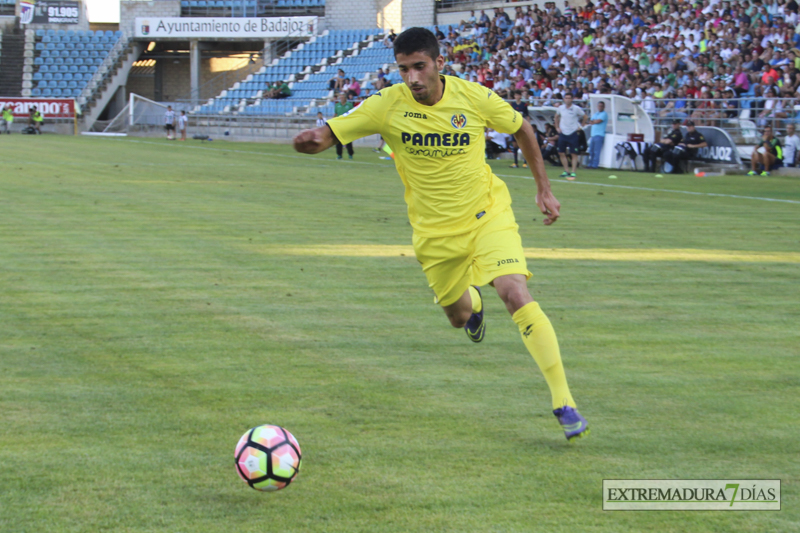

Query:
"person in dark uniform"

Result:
[[664, 120, 708, 173], [509, 91, 531, 168], [643, 119, 683, 172]]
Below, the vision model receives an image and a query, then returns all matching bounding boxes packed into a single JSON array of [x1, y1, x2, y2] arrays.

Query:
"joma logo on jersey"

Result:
[[403, 111, 428, 119], [497, 258, 520, 266], [451, 113, 467, 129], [401, 132, 470, 147]]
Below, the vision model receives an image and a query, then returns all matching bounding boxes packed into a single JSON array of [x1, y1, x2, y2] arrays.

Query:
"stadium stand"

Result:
[[0, 0, 14, 16], [429, 2, 800, 128], [30, 30, 124, 98], [196, 28, 383, 116]]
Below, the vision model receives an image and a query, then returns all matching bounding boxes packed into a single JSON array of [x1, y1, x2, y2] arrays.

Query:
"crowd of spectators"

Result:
[[431, 0, 800, 129]]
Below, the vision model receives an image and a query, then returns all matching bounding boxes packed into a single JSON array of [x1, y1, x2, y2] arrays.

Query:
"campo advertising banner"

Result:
[[21, 0, 81, 25], [134, 16, 317, 39], [0, 97, 76, 118]]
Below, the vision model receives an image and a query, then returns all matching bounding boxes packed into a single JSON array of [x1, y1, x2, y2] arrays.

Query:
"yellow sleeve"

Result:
[[327, 93, 385, 145], [483, 89, 523, 135]]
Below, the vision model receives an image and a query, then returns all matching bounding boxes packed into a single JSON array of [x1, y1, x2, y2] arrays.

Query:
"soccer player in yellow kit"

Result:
[[293, 28, 588, 441]]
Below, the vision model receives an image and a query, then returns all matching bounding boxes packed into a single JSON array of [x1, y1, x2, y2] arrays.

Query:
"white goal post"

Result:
[[99, 93, 171, 135]]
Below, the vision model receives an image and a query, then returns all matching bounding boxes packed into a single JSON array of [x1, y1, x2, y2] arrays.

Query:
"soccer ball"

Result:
[[234, 425, 302, 492]]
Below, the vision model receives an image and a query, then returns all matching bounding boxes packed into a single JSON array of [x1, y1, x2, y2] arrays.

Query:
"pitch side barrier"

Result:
[[0, 97, 78, 134], [502, 96, 798, 141]]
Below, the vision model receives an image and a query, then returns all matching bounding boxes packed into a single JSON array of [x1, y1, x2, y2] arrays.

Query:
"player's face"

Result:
[[395, 51, 445, 105]]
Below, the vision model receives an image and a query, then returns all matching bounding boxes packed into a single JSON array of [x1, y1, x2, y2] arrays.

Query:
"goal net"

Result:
[[101, 93, 171, 135]]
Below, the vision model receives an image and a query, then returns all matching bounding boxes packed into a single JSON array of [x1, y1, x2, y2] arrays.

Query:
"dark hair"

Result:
[[393, 27, 440, 61]]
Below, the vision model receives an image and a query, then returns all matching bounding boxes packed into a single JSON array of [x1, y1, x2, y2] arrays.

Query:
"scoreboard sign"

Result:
[[22, 1, 81, 25]]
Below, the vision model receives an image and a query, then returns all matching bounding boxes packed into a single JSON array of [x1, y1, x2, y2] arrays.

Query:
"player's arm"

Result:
[[514, 119, 560, 226], [295, 94, 384, 154], [554, 111, 561, 133], [687, 134, 707, 149], [293, 124, 337, 154]]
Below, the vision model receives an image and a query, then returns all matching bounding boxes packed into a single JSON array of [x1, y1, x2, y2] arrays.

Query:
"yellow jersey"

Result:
[[327, 75, 523, 237]]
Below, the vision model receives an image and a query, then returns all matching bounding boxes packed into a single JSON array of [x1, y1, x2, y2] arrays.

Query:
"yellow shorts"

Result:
[[412, 207, 532, 307]]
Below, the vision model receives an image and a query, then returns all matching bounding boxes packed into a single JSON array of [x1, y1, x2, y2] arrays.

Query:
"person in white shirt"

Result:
[[554, 93, 586, 178], [164, 106, 176, 140], [783, 123, 800, 167], [485, 128, 510, 159], [178, 110, 188, 141], [315, 111, 326, 128]]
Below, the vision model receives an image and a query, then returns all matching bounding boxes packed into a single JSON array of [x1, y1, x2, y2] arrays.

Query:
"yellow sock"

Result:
[[512, 301, 576, 409], [468, 286, 482, 313]]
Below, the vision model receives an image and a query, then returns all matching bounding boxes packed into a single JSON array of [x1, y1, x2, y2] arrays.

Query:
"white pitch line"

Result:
[[495, 173, 800, 205], [111, 138, 800, 205]]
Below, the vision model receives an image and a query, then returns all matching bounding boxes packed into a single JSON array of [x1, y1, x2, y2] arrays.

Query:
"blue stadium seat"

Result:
[[42, 88, 52, 97]]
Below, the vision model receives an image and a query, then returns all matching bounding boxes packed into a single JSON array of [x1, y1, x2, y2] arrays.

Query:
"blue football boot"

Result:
[[464, 286, 485, 343], [553, 405, 589, 441]]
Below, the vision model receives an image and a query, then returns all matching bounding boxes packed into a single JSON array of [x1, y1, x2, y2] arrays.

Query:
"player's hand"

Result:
[[536, 190, 561, 226], [293, 129, 325, 154]]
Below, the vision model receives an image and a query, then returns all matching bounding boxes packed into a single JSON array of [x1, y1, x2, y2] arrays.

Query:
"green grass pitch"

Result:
[[1, 136, 798, 532]]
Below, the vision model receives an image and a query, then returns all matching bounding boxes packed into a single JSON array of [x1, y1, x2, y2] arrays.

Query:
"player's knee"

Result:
[[444, 308, 471, 328], [496, 284, 532, 314]]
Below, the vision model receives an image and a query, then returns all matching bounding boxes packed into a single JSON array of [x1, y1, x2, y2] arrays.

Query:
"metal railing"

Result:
[[500, 96, 799, 144], [180, 5, 325, 17], [184, 54, 266, 103], [77, 31, 132, 109], [641, 97, 798, 144], [435, 0, 524, 10]]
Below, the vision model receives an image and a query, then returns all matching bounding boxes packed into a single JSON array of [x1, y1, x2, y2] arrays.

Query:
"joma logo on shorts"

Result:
[[403, 111, 428, 119], [497, 258, 520, 266]]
